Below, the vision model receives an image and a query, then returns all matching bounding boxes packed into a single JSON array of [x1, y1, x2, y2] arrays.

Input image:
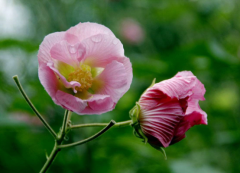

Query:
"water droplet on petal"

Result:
[[69, 46, 76, 54], [113, 38, 119, 45], [91, 35, 102, 43]]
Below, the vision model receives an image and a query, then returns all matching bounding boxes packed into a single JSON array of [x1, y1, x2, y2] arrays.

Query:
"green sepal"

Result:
[[137, 127, 148, 144], [149, 78, 156, 88], [141, 78, 156, 97], [159, 147, 167, 160], [129, 102, 140, 125], [129, 102, 148, 144]]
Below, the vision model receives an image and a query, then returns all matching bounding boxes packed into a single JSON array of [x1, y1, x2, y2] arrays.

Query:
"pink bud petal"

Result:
[[138, 71, 207, 148]]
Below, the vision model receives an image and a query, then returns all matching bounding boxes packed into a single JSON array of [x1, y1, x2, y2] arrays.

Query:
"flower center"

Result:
[[68, 64, 93, 92]]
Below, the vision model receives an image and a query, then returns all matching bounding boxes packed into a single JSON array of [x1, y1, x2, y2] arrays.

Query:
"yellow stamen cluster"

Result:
[[68, 64, 93, 92]]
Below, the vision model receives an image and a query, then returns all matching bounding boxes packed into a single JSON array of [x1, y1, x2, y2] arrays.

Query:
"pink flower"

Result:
[[38, 22, 132, 115], [130, 71, 207, 148], [120, 18, 144, 44]]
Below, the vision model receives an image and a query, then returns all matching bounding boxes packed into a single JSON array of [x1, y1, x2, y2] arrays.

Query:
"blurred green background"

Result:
[[0, 0, 240, 172]]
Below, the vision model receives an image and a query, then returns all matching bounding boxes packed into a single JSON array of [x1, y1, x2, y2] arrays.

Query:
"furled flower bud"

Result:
[[130, 71, 207, 151]]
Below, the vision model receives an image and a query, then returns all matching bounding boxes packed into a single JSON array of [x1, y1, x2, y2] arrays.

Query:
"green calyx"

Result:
[[129, 102, 148, 144], [129, 102, 168, 159], [129, 103, 140, 125]]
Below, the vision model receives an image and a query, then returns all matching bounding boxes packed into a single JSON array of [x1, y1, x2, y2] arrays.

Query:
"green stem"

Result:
[[58, 120, 116, 149], [62, 110, 70, 134], [57, 110, 71, 141], [40, 141, 60, 173], [40, 110, 71, 173], [12, 75, 57, 139], [70, 120, 132, 129]]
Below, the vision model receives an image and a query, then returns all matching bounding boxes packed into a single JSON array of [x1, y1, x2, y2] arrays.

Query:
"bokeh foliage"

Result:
[[0, 0, 240, 172]]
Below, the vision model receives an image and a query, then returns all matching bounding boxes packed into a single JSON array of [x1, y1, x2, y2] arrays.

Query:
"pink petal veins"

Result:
[[55, 90, 88, 113], [50, 40, 86, 67], [94, 60, 128, 102], [38, 63, 60, 104], [116, 57, 133, 96], [140, 97, 184, 147], [81, 94, 115, 115], [38, 32, 65, 64], [137, 71, 207, 148], [66, 22, 116, 42], [81, 34, 125, 68]]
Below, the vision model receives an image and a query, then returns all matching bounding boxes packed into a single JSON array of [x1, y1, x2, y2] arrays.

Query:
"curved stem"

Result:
[[70, 120, 132, 130], [12, 75, 57, 139], [62, 110, 70, 133], [58, 120, 116, 149], [40, 110, 72, 172], [57, 110, 71, 141], [40, 141, 60, 173]]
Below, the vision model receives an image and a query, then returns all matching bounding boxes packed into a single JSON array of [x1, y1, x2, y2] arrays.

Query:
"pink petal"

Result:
[[140, 71, 207, 147], [94, 60, 128, 102], [116, 56, 133, 96], [175, 71, 194, 78], [170, 119, 190, 145], [175, 71, 206, 101], [38, 63, 59, 104], [175, 71, 207, 126], [185, 99, 208, 125], [81, 34, 124, 67], [47, 61, 80, 93], [55, 92, 114, 115], [154, 75, 195, 100], [38, 32, 65, 64], [170, 106, 207, 145], [81, 94, 115, 115], [139, 97, 184, 148], [50, 40, 86, 67], [55, 90, 88, 113], [140, 89, 170, 110], [66, 22, 116, 42], [64, 32, 79, 45]]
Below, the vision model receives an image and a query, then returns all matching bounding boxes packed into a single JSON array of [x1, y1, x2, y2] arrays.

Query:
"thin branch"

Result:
[[40, 109, 71, 173], [12, 75, 57, 139], [40, 141, 60, 173], [58, 120, 116, 149], [70, 120, 132, 129]]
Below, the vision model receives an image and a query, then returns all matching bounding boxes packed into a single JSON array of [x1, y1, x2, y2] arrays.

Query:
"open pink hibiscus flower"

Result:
[[38, 22, 132, 115], [130, 71, 207, 148]]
